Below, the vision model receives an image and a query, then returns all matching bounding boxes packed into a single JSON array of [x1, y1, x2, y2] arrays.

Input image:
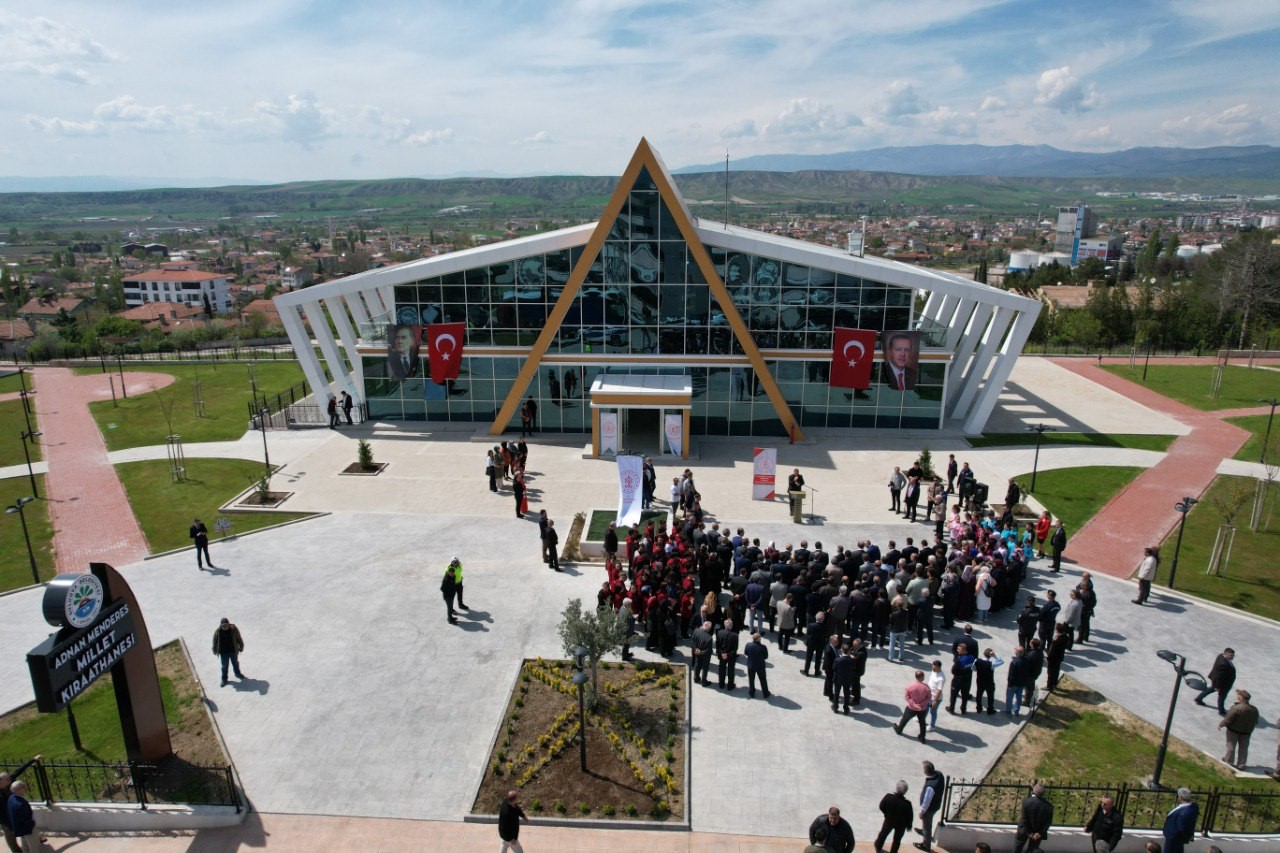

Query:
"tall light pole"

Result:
[[17, 387, 35, 435], [1149, 650, 1207, 790], [1167, 497, 1198, 590], [19, 429, 41, 497], [1026, 423, 1056, 494], [5, 496, 40, 586], [1258, 398, 1280, 464], [1142, 338, 1154, 381], [258, 406, 271, 481], [571, 645, 590, 772]]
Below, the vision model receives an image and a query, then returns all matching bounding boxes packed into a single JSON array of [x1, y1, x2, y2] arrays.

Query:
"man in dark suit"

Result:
[[1195, 648, 1236, 715], [1050, 520, 1067, 572], [715, 619, 739, 690], [881, 332, 918, 391], [387, 324, 418, 379], [1013, 783, 1053, 853], [690, 621, 714, 686], [744, 632, 770, 698], [874, 780, 913, 853], [1162, 788, 1198, 853]]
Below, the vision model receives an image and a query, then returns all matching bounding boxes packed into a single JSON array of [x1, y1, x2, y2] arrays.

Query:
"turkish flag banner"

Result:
[[830, 327, 877, 389], [425, 322, 466, 384]]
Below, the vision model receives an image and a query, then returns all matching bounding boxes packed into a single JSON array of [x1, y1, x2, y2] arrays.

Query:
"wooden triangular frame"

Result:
[[489, 138, 804, 440]]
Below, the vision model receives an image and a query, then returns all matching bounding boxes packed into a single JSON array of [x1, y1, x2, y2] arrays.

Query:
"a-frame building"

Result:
[[275, 140, 1040, 453]]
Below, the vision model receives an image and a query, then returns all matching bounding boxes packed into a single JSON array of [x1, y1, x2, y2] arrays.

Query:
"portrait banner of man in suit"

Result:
[[387, 324, 421, 380], [880, 330, 921, 392]]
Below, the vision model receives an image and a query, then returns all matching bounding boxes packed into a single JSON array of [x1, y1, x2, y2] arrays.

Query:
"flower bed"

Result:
[[471, 658, 687, 822]]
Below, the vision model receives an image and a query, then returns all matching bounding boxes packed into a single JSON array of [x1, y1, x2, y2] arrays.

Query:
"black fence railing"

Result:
[[3, 756, 240, 811], [25, 343, 300, 365], [944, 778, 1280, 837], [247, 379, 312, 421]]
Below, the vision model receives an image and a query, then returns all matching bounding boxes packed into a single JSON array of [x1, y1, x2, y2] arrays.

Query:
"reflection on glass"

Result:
[[631, 243, 659, 284]]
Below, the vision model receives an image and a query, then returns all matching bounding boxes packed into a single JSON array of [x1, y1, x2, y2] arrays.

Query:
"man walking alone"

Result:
[[212, 617, 245, 686]]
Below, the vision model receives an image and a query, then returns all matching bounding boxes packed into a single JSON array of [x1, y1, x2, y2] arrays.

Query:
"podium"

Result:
[[788, 490, 805, 523]]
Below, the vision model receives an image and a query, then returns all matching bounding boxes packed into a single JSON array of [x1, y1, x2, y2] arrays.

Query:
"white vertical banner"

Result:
[[617, 454, 643, 528], [664, 413, 683, 457], [752, 447, 777, 501], [599, 411, 618, 455]]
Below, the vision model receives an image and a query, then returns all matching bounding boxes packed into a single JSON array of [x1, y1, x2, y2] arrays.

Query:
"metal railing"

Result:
[[247, 379, 312, 421], [3, 756, 240, 812], [944, 778, 1280, 837]]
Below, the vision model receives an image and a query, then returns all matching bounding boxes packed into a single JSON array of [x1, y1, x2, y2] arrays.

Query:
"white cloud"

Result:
[[979, 96, 1007, 112], [518, 131, 554, 145], [762, 98, 863, 140], [405, 128, 455, 146], [0, 12, 118, 85], [1034, 66, 1104, 113], [359, 106, 413, 143], [720, 119, 758, 140], [1159, 103, 1272, 146], [22, 115, 105, 137], [93, 96, 174, 131], [253, 94, 335, 149], [878, 81, 930, 120]]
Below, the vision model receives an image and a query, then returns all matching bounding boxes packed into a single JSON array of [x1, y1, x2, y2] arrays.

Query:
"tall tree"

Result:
[[1215, 230, 1280, 348]]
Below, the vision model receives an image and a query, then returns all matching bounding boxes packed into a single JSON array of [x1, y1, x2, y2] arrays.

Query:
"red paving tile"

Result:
[[1050, 359, 1249, 579], [31, 367, 176, 574]]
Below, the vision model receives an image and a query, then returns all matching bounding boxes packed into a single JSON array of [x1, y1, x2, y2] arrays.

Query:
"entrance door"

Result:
[[625, 408, 660, 455]]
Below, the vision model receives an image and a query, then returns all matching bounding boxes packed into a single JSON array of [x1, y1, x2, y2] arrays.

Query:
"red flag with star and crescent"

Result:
[[830, 327, 877, 389], [425, 322, 465, 384]]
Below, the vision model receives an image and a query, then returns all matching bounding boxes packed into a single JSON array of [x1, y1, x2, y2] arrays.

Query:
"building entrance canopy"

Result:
[[589, 374, 692, 410]]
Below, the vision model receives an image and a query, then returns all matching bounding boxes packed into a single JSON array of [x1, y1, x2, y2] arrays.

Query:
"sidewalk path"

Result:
[[32, 367, 175, 573], [1050, 359, 1250, 578]]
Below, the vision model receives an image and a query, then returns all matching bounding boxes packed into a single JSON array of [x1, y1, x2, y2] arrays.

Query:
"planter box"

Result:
[[339, 462, 388, 476], [579, 507, 672, 561]]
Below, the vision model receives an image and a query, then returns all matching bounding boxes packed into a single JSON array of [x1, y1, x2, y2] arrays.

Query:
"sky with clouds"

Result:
[[2, 0, 1277, 182]]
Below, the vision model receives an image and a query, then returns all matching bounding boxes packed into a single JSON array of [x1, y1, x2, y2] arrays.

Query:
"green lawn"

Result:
[[0, 398, 41, 468], [78, 362, 305, 452], [0, 475, 53, 591], [1102, 364, 1280, 411], [1014, 466, 1144, 534], [1226, 414, 1279, 463], [0, 371, 32, 394], [116, 459, 313, 554], [969, 432, 1176, 451], [1154, 475, 1280, 620], [587, 508, 670, 540]]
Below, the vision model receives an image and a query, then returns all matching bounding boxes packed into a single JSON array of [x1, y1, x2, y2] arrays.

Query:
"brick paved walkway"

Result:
[[1050, 359, 1250, 578], [32, 367, 175, 574], [43, 814, 887, 852]]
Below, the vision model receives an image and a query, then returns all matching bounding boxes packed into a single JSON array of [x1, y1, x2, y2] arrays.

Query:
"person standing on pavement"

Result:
[[808, 807, 854, 853], [889, 467, 906, 513], [690, 621, 713, 686], [1014, 783, 1054, 853], [715, 619, 739, 690], [788, 468, 806, 514], [1075, 574, 1097, 644], [925, 659, 945, 731], [498, 789, 528, 852], [544, 520, 561, 572], [1162, 788, 1198, 853], [441, 565, 459, 624], [1219, 688, 1259, 768], [4, 781, 38, 853], [603, 522, 619, 563], [875, 780, 913, 853], [1132, 547, 1159, 605], [744, 632, 770, 699], [1, 759, 41, 853], [446, 556, 467, 609], [1195, 648, 1236, 715], [1049, 520, 1067, 571], [326, 395, 340, 428], [211, 617, 245, 686], [894, 670, 932, 743], [341, 391, 355, 425], [1084, 795, 1124, 853], [537, 510, 550, 564], [190, 517, 213, 571], [914, 761, 945, 852]]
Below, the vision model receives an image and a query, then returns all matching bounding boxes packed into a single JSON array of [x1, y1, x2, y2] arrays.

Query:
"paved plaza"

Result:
[[2, 356, 1279, 850]]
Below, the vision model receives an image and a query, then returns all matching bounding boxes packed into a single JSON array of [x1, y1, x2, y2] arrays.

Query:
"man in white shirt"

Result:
[[926, 659, 946, 731], [1133, 546, 1159, 605]]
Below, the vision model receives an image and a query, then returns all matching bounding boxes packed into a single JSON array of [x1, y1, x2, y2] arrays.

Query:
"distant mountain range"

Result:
[[674, 144, 1280, 180], [0, 175, 264, 193]]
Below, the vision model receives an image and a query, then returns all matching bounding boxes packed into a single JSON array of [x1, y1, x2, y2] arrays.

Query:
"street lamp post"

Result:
[[20, 429, 41, 498], [5, 496, 40, 586], [258, 406, 271, 481], [1026, 423, 1057, 494], [17, 388, 35, 434], [1142, 339, 1154, 381], [1258, 398, 1280, 464], [1167, 497, 1198, 590], [1150, 650, 1208, 790], [571, 645, 590, 772]]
